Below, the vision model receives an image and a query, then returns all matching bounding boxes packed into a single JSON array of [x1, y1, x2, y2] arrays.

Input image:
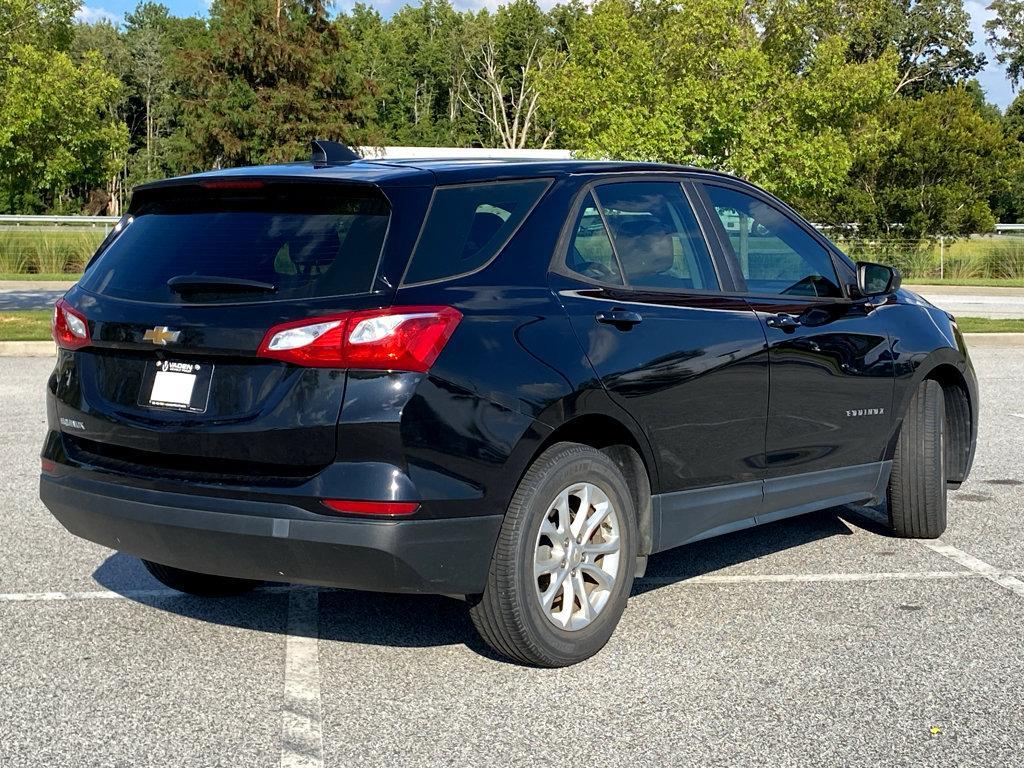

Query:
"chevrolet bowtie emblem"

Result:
[[143, 326, 181, 346]]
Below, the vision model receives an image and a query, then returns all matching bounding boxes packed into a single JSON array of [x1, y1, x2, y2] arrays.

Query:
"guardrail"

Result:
[[0, 215, 119, 231]]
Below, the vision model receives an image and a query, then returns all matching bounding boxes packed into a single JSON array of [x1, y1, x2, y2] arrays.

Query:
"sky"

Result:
[[74, 0, 1018, 110]]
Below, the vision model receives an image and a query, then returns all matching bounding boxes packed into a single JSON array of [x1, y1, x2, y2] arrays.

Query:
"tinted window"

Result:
[[403, 179, 550, 285], [564, 192, 623, 285], [702, 184, 842, 298], [594, 182, 718, 291], [80, 184, 389, 304]]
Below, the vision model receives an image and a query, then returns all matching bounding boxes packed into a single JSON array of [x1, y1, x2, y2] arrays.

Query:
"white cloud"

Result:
[[74, 5, 123, 24]]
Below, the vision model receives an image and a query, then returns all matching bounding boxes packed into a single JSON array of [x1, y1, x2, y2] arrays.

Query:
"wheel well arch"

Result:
[[530, 413, 657, 556], [923, 363, 974, 485]]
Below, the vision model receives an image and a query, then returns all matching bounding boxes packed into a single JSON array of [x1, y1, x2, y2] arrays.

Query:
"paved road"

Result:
[[0, 288, 66, 310], [906, 284, 1024, 319], [1, 349, 1023, 766]]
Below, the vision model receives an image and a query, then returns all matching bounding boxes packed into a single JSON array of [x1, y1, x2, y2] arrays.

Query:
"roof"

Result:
[[137, 157, 731, 191]]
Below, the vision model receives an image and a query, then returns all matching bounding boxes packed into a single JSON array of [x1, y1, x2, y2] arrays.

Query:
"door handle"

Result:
[[596, 309, 643, 328], [764, 312, 802, 332]]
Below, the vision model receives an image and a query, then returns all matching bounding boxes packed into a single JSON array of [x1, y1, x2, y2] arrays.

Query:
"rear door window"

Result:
[[79, 183, 390, 304], [402, 179, 551, 285], [564, 192, 623, 285], [591, 182, 718, 291]]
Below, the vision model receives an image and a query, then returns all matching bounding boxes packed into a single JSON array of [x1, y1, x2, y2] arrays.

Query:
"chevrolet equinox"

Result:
[[40, 141, 978, 666]]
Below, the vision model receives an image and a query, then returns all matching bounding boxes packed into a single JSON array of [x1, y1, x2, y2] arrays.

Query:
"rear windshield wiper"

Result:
[[167, 275, 277, 294]]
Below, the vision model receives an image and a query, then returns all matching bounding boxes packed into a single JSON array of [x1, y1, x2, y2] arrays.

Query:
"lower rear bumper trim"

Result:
[[40, 473, 502, 595]]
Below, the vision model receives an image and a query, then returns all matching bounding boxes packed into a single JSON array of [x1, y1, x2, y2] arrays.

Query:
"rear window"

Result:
[[80, 183, 390, 304], [402, 179, 551, 286]]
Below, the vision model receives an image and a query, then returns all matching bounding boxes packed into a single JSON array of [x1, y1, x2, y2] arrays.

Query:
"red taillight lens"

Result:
[[321, 499, 420, 516], [52, 298, 90, 351], [257, 306, 462, 371]]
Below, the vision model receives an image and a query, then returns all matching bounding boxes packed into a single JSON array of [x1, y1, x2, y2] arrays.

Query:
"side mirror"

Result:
[[856, 261, 901, 297]]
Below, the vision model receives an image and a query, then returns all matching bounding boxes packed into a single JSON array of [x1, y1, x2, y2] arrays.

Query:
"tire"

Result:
[[469, 442, 638, 667], [887, 379, 947, 539], [142, 559, 259, 596]]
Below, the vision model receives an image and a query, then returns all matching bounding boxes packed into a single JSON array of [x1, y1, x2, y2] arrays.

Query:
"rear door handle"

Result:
[[764, 312, 802, 332], [596, 309, 643, 328]]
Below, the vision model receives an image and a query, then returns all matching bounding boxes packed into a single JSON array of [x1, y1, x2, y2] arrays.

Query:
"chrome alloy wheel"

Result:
[[534, 482, 622, 631]]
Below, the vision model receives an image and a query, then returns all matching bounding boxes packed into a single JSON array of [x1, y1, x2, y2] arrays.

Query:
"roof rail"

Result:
[[311, 139, 360, 167]]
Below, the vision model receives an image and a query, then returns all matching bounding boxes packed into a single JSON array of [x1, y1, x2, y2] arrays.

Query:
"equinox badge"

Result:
[[143, 326, 181, 346]]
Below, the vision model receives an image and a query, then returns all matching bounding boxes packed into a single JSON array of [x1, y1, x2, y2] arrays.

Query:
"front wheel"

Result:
[[142, 559, 259, 596], [887, 379, 947, 539], [469, 442, 638, 667]]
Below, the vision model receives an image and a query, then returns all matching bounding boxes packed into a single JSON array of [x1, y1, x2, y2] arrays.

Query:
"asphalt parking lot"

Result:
[[1, 349, 1022, 767]]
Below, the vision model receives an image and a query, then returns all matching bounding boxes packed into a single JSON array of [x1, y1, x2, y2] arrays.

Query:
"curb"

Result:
[[0, 281, 76, 291], [0, 341, 56, 356], [906, 284, 1024, 297], [1, 334, 1023, 357], [962, 332, 1024, 347]]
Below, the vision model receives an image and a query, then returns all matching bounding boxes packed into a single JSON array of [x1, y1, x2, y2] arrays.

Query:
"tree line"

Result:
[[5, 0, 1024, 239]]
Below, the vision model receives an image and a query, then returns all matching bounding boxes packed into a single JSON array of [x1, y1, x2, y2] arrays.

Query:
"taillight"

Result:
[[321, 499, 420, 516], [257, 306, 462, 371], [52, 298, 90, 351]]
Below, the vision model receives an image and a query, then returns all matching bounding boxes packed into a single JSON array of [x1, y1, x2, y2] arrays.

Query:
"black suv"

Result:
[[41, 143, 978, 666]]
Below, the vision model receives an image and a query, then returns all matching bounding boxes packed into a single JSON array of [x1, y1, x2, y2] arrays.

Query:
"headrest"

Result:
[[612, 218, 675, 276], [463, 211, 505, 258]]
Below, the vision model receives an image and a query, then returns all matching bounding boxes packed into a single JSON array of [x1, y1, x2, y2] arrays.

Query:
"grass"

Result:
[[0, 273, 82, 281], [0, 228, 105, 276], [0, 311, 1019, 342], [0, 310, 52, 341], [955, 317, 1024, 333], [902, 277, 1024, 288]]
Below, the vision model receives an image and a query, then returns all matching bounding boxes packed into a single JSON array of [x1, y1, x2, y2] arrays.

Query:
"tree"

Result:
[[0, 46, 128, 212], [459, 0, 560, 148], [987, 0, 1024, 89], [543, 0, 896, 203], [124, 3, 174, 177], [177, 0, 372, 168], [0, 0, 128, 212], [830, 87, 1011, 237]]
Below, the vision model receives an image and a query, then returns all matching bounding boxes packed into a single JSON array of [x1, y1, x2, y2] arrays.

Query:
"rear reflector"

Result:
[[258, 306, 461, 371], [321, 499, 420, 516], [52, 298, 90, 351], [41, 458, 56, 473]]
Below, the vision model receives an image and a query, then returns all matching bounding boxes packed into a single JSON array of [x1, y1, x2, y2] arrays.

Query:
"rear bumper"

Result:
[[40, 472, 502, 595]]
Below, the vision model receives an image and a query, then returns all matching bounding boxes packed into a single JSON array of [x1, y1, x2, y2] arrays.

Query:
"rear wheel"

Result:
[[888, 379, 947, 539], [142, 559, 258, 596], [469, 443, 638, 667]]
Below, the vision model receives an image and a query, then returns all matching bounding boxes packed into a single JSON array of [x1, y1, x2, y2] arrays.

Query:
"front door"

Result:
[[553, 180, 770, 545], [695, 182, 895, 499]]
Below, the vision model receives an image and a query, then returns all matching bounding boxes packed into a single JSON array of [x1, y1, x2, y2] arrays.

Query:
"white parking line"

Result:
[[917, 539, 1024, 599], [4, 570, 1024, 603], [280, 589, 324, 769], [0, 585, 294, 602], [638, 570, 983, 585]]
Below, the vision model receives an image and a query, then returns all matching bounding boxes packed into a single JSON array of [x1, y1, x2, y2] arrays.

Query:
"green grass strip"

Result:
[[0, 310, 53, 341]]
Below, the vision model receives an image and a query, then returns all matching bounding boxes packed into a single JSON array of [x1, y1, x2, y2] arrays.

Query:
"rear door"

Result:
[[53, 179, 396, 478], [553, 178, 769, 546], [694, 180, 895, 496]]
